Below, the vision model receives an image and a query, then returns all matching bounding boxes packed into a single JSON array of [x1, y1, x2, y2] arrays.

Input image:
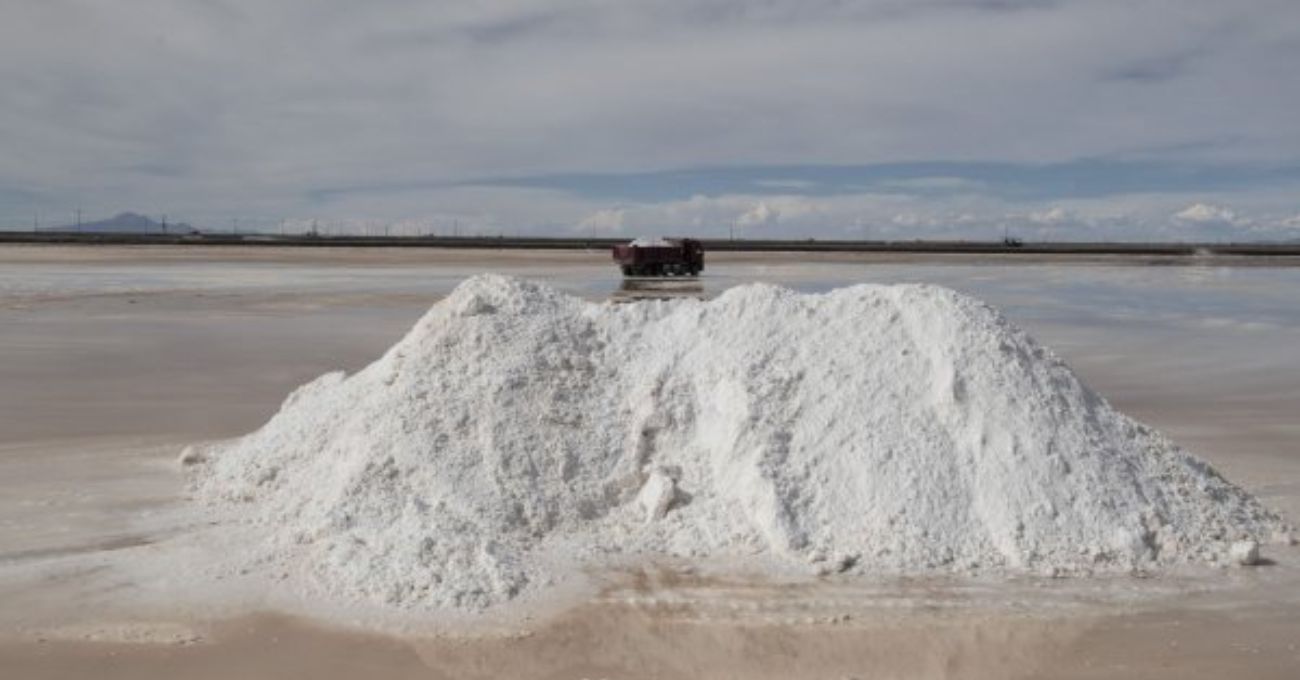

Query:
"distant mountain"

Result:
[[52, 211, 196, 233]]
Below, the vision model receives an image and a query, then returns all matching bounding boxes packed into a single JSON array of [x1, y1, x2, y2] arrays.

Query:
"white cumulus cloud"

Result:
[[737, 201, 780, 228], [1173, 203, 1239, 225], [577, 208, 626, 233], [1028, 207, 1073, 225]]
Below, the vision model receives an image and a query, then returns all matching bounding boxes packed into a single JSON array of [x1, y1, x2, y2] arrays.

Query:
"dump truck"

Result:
[[612, 237, 705, 277]]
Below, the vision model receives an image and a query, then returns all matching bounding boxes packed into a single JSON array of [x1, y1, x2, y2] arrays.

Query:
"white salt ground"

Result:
[[183, 275, 1291, 612]]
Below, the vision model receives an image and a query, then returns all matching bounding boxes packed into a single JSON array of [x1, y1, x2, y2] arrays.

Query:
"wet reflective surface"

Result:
[[609, 277, 706, 303]]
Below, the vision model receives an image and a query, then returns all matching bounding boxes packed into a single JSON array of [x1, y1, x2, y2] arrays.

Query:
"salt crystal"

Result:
[[1229, 540, 1261, 566]]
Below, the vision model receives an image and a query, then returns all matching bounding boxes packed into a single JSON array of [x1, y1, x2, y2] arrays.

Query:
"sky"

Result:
[[3, 0, 1300, 241]]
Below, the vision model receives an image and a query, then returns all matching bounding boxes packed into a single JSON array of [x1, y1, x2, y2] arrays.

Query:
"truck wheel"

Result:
[[621, 266, 633, 276]]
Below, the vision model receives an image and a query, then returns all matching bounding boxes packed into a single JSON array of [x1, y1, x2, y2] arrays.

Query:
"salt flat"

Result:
[[1, 245, 1297, 679]]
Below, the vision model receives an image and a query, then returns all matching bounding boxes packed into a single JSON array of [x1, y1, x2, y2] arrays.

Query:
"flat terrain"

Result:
[[1, 245, 1297, 678]]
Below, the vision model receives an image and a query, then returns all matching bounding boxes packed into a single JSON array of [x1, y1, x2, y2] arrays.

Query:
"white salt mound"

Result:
[[186, 275, 1289, 612], [628, 236, 673, 247]]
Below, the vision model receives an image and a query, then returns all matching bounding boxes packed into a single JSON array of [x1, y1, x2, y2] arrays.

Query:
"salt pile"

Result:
[[184, 275, 1288, 612]]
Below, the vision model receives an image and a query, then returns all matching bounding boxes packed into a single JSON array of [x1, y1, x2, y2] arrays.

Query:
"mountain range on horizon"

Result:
[[49, 212, 196, 234]]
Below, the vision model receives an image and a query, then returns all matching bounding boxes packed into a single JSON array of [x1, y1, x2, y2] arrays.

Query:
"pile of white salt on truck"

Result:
[[182, 275, 1290, 612]]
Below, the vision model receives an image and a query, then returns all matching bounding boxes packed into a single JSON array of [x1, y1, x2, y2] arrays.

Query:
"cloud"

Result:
[[1173, 202, 1240, 225], [247, 180, 1300, 243], [737, 201, 780, 228], [891, 212, 924, 227], [877, 176, 985, 192], [1, 0, 1299, 239], [753, 179, 817, 190], [1028, 206, 1073, 225], [577, 208, 626, 233]]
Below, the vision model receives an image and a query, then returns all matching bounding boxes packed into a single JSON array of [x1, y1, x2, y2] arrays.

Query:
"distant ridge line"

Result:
[[2, 231, 1299, 257]]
